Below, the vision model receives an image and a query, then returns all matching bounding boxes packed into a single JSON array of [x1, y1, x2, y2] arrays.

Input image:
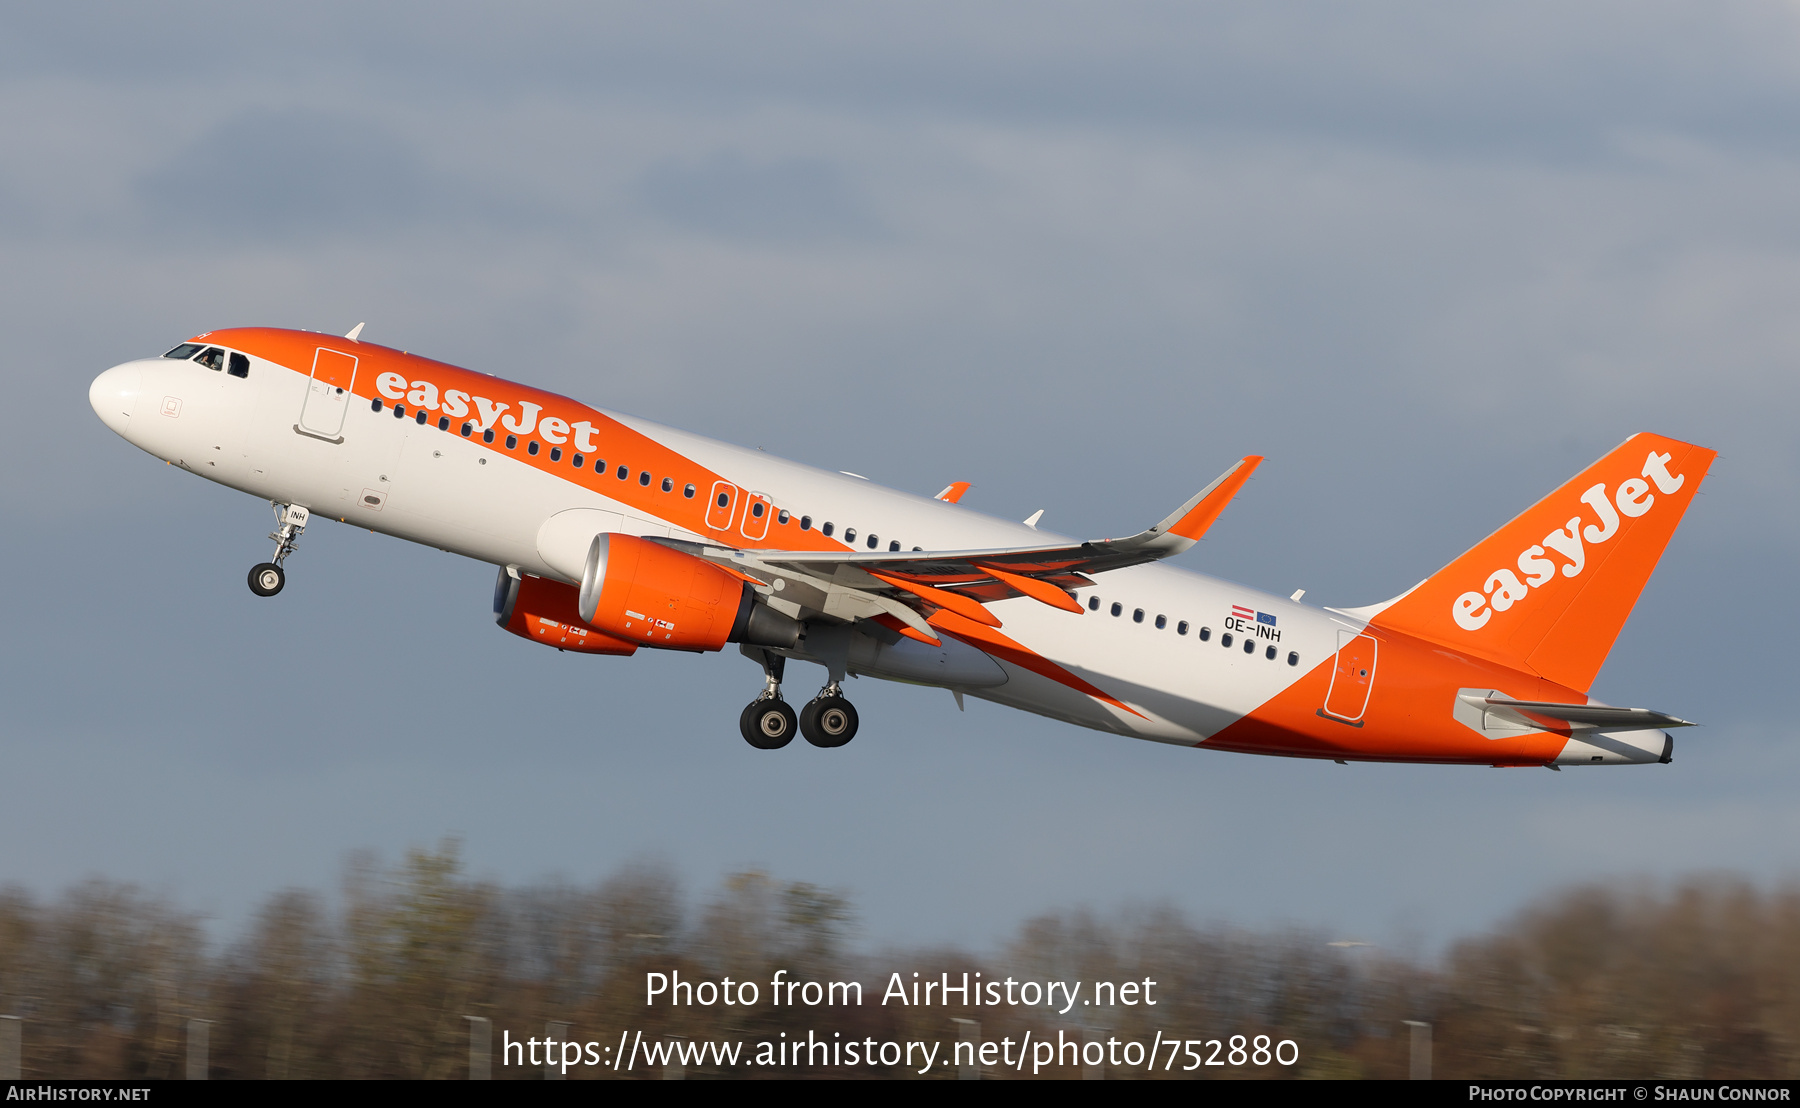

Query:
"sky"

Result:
[[3, 1, 1800, 955]]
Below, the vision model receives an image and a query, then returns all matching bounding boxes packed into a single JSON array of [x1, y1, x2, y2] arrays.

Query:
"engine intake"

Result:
[[578, 533, 799, 652]]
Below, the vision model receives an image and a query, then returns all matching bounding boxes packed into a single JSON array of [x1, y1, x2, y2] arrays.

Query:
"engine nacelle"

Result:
[[578, 532, 800, 652], [494, 569, 638, 655]]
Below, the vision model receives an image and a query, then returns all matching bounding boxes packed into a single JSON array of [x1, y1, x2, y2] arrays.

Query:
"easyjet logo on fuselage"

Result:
[[1452, 451, 1687, 632], [373, 371, 600, 453]]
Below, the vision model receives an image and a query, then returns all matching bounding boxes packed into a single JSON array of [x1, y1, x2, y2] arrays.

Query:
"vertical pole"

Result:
[[1403, 1020, 1432, 1080], [185, 1019, 210, 1080], [545, 1021, 570, 1081], [0, 1016, 20, 1080], [464, 1017, 491, 1081], [951, 1018, 979, 1080]]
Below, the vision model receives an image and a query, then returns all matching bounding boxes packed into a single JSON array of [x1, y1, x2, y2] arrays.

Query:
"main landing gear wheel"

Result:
[[740, 698, 797, 749], [800, 693, 858, 748], [248, 563, 285, 597]]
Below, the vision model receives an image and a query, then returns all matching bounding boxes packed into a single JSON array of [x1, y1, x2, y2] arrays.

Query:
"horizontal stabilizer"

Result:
[[1466, 694, 1694, 732]]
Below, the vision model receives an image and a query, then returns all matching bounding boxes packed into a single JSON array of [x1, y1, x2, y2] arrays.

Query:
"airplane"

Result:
[[89, 326, 1714, 766]]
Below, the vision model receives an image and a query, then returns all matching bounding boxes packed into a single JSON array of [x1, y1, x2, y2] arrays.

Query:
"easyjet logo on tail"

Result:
[[1452, 451, 1687, 632]]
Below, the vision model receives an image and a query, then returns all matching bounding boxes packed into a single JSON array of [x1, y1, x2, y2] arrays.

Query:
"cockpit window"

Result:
[[194, 347, 225, 371], [227, 352, 249, 378], [163, 343, 203, 360]]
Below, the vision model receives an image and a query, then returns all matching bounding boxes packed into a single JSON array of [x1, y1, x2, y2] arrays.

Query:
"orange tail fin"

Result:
[[1362, 433, 1715, 693]]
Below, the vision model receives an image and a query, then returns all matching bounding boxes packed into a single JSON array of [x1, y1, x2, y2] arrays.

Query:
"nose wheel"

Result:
[[248, 563, 285, 596], [249, 502, 309, 598], [800, 685, 859, 748]]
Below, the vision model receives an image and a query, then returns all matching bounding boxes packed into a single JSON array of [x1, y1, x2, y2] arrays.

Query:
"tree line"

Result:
[[0, 843, 1794, 1079]]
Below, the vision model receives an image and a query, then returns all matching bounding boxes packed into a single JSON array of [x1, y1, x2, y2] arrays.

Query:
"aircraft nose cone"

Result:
[[90, 363, 142, 437]]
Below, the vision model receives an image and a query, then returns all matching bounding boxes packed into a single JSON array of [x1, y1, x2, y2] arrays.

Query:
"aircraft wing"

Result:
[[658, 456, 1262, 643]]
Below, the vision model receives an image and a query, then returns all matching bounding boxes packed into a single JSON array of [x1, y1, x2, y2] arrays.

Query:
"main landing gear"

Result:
[[799, 685, 858, 748], [248, 502, 309, 597], [738, 651, 860, 749], [740, 651, 797, 749]]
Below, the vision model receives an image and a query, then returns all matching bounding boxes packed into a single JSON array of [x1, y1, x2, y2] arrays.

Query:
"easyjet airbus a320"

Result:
[[89, 327, 1713, 765]]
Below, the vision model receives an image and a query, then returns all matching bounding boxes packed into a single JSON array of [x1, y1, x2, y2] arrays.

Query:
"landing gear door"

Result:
[[706, 481, 739, 532], [1322, 630, 1378, 724], [298, 347, 358, 442]]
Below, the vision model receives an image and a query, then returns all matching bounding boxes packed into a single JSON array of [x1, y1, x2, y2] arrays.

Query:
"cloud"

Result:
[[135, 107, 428, 240], [639, 152, 874, 243]]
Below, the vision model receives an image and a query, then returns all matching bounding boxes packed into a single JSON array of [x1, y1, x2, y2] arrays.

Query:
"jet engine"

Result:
[[577, 533, 801, 652], [494, 570, 639, 655]]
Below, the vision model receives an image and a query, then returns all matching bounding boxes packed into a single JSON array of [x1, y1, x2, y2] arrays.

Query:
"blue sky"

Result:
[[3, 1, 1798, 952]]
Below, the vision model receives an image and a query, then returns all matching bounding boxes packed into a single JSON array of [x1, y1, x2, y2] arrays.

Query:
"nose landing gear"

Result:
[[248, 502, 309, 597]]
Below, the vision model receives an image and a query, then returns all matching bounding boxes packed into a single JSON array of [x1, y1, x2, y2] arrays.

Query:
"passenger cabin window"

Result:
[[1132, 608, 1145, 623], [163, 343, 203, 360], [1221, 632, 1232, 648], [1287, 652, 1299, 666], [1199, 627, 1212, 641], [1110, 602, 1122, 617], [527, 441, 539, 455], [639, 471, 651, 486], [505, 435, 518, 449], [1243, 639, 1255, 654], [1088, 596, 1101, 611], [618, 466, 630, 480], [685, 484, 697, 498], [483, 429, 495, 443], [195, 347, 225, 371], [753, 502, 766, 518], [437, 416, 449, 431], [394, 405, 406, 418], [571, 453, 583, 467], [866, 533, 877, 549], [778, 510, 790, 524], [372, 399, 383, 412], [417, 410, 429, 425], [889, 540, 900, 551], [845, 528, 858, 544], [227, 352, 249, 378], [461, 423, 473, 437], [550, 447, 562, 462], [822, 522, 834, 537], [1154, 614, 1166, 629], [1177, 621, 1189, 635], [1265, 645, 1277, 660], [801, 516, 812, 530], [662, 478, 673, 493]]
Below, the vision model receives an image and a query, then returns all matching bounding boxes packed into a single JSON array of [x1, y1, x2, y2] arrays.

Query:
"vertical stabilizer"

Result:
[[1366, 433, 1715, 693]]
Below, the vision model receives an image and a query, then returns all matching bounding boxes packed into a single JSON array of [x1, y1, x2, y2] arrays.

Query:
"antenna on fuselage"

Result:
[[345, 322, 366, 341]]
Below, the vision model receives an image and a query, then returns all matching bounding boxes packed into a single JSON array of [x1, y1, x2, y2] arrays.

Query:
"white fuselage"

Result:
[[91, 341, 1346, 747]]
